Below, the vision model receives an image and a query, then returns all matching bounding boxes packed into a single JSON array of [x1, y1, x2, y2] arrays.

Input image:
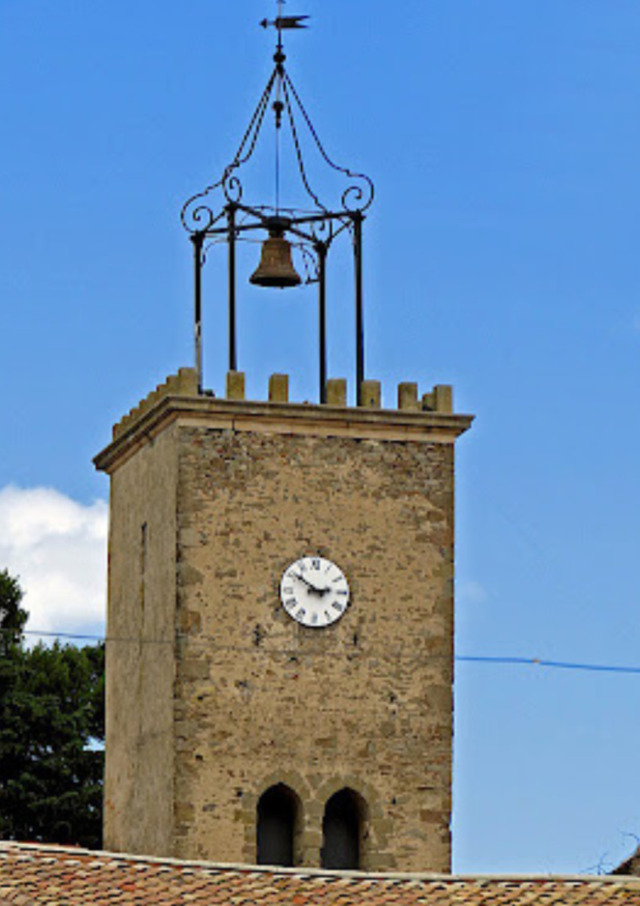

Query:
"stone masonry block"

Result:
[[268, 373, 289, 403], [226, 371, 245, 401], [360, 380, 381, 409], [175, 367, 199, 397], [398, 382, 419, 411], [434, 385, 453, 414], [325, 379, 347, 408], [422, 391, 435, 411]]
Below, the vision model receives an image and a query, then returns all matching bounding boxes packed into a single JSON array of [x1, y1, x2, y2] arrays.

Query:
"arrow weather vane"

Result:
[[260, 0, 310, 37]]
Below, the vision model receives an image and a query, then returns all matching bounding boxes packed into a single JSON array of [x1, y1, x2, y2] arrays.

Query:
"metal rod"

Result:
[[208, 219, 322, 246], [192, 232, 204, 392], [204, 214, 349, 246], [227, 204, 237, 372], [205, 206, 349, 233], [317, 244, 327, 404], [353, 213, 364, 405]]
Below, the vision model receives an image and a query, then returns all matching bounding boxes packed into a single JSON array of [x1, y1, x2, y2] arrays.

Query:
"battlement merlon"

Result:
[[94, 368, 474, 475]]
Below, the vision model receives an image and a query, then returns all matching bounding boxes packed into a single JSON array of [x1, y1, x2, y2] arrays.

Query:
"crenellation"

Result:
[[112, 367, 199, 440], [326, 378, 347, 407], [422, 385, 453, 414], [434, 385, 453, 413], [113, 369, 458, 443], [268, 373, 289, 403], [360, 379, 382, 409], [398, 382, 419, 411], [226, 371, 246, 401], [219, 371, 453, 414]]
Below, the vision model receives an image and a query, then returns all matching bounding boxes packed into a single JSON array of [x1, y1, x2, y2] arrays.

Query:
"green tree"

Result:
[[0, 569, 27, 651], [0, 569, 105, 848]]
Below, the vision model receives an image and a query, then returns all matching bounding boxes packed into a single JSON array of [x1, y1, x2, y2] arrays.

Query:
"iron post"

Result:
[[192, 232, 205, 392], [317, 242, 328, 404], [353, 212, 364, 406], [227, 204, 238, 372]]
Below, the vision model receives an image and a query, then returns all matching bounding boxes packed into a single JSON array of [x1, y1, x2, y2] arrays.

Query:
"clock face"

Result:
[[280, 556, 350, 628]]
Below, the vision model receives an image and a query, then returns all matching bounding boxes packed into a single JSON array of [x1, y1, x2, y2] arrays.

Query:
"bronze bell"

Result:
[[250, 223, 301, 288]]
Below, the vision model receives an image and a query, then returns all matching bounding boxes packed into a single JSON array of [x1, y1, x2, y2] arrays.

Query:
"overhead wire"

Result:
[[4, 627, 640, 675]]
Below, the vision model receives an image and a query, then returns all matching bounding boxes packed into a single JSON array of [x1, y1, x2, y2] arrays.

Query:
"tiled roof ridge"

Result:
[[1, 841, 639, 887]]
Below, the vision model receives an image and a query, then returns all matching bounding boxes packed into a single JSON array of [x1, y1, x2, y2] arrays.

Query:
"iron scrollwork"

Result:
[[180, 41, 373, 236]]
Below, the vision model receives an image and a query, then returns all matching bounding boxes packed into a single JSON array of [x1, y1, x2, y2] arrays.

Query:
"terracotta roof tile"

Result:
[[1, 842, 640, 906]]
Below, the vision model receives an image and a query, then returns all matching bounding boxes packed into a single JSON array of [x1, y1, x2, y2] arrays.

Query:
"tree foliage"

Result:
[[0, 570, 27, 652], [0, 569, 104, 848]]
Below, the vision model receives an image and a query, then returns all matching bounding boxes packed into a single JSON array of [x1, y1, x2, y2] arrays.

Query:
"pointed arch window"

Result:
[[321, 788, 364, 870], [256, 783, 300, 867]]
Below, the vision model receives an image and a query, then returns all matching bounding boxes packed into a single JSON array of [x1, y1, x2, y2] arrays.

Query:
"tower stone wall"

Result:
[[95, 369, 472, 872], [102, 422, 179, 857]]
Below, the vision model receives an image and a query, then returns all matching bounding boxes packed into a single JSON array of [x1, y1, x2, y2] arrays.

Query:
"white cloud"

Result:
[[0, 486, 108, 638]]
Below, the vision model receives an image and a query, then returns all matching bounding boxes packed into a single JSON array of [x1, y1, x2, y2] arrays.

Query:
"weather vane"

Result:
[[260, 0, 309, 38], [180, 3, 374, 405]]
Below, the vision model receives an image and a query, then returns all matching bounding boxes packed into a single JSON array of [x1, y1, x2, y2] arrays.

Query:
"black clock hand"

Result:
[[292, 571, 328, 595], [291, 570, 312, 588]]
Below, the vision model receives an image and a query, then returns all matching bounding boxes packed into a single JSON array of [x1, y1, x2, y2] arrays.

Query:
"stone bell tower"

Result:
[[95, 369, 472, 872], [95, 6, 473, 875]]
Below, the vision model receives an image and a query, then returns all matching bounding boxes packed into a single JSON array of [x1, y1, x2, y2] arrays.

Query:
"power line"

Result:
[[8, 628, 640, 675], [23, 629, 106, 642], [456, 655, 640, 676]]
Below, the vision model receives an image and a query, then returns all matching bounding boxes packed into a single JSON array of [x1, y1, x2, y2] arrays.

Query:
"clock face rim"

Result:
[[279, 556, 350, 629]]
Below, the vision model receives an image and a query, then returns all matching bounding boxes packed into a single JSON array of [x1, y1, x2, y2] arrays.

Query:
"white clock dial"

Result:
[[280, 556, 350, 628]]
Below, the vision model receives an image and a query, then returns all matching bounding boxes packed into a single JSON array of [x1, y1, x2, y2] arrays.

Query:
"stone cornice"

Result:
[[94, 394, 474, 475]]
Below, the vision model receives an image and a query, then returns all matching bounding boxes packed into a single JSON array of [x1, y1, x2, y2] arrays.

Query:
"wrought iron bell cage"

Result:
[[180, 11, 374, 405]]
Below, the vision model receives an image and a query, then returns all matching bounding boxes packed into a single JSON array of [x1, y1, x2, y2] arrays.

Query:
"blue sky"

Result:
[[1, 0, 639, 876]]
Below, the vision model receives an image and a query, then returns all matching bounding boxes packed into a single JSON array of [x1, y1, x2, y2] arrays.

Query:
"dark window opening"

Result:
[[321, 788, 362, 870], [256, 784, 298, 867]]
